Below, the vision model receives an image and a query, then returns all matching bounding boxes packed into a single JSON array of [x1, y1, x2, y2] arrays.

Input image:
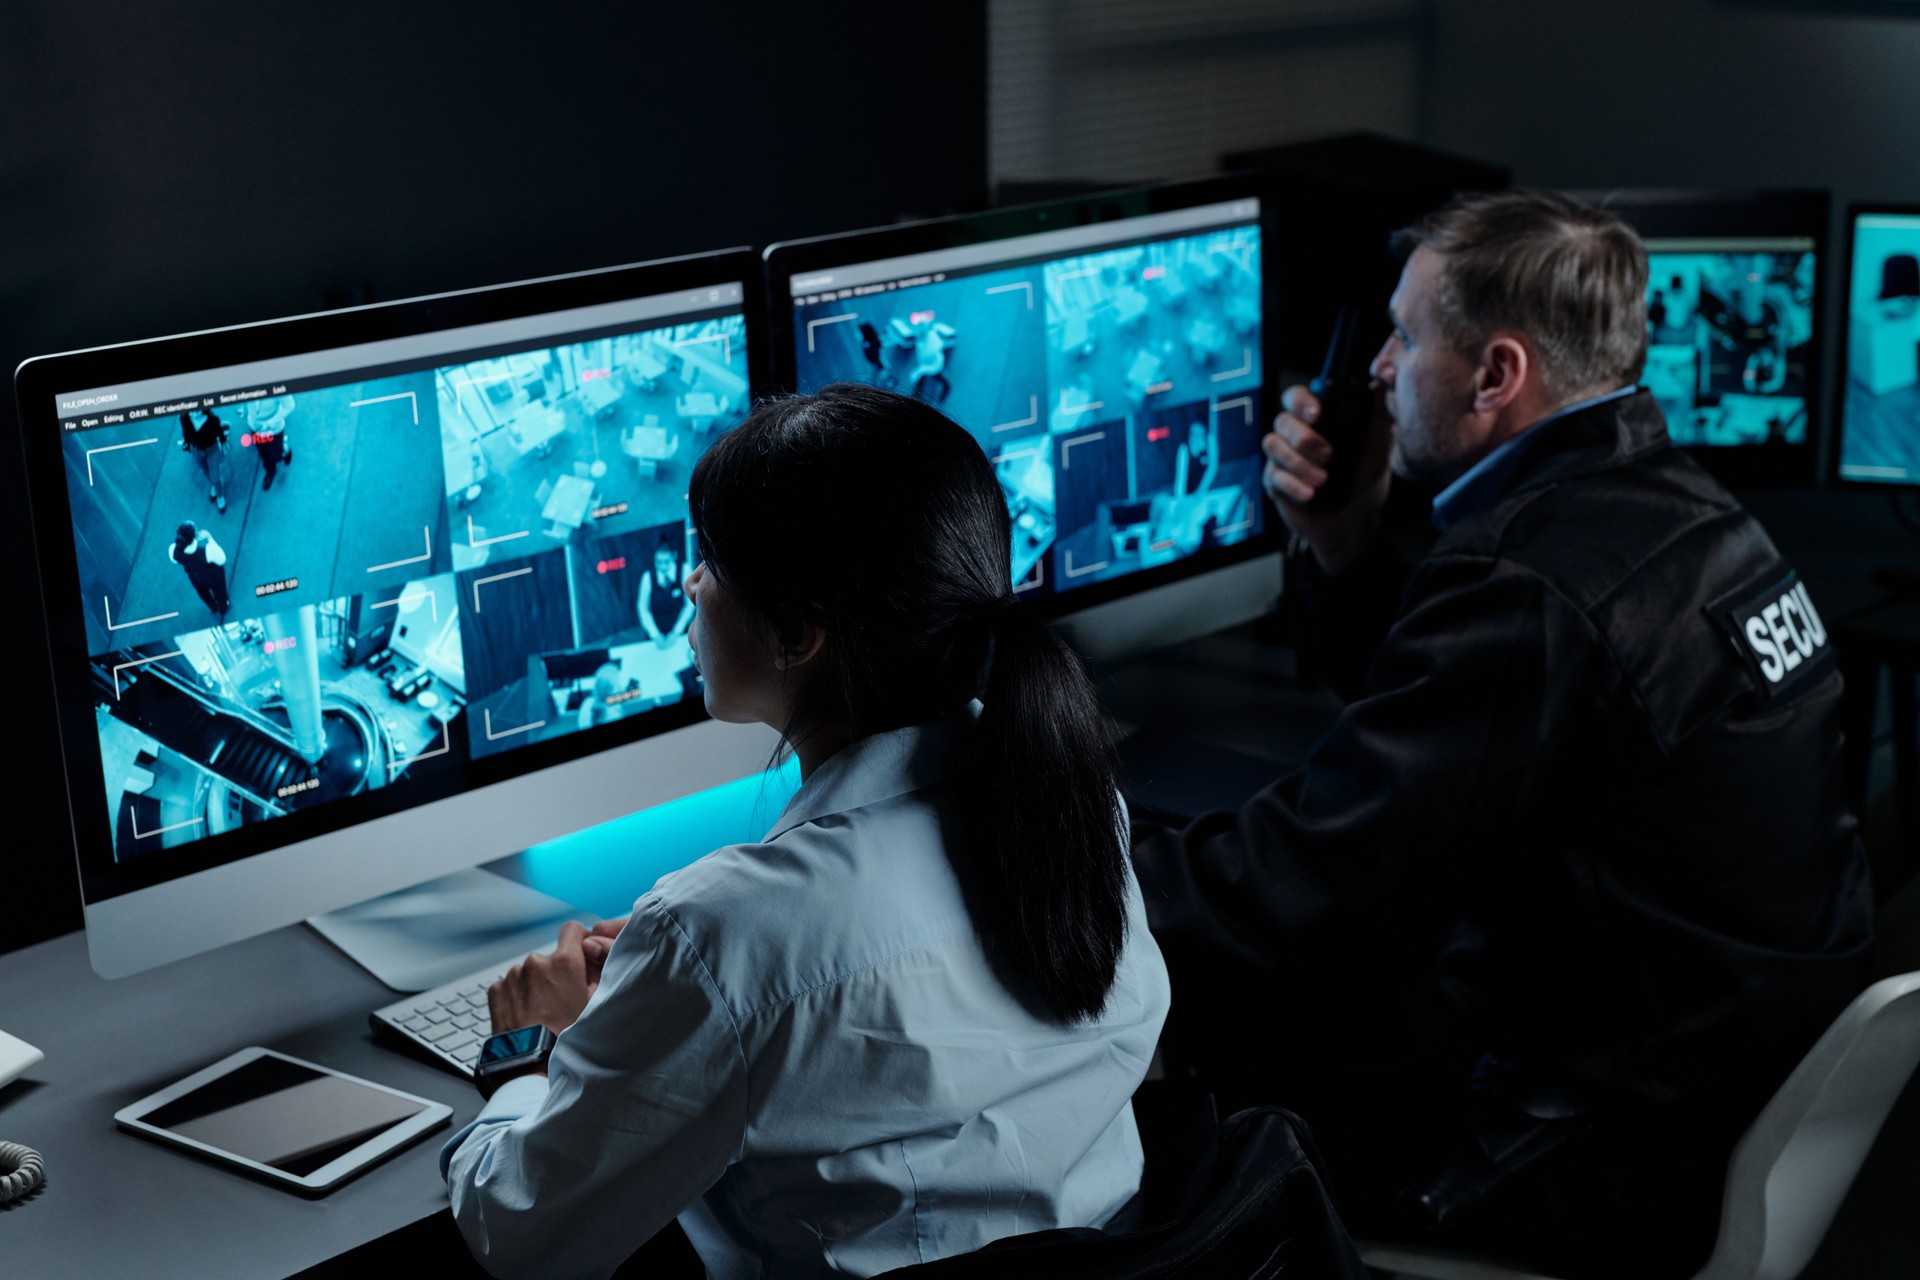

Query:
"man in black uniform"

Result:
[[1132, 191, 1873, 1276]]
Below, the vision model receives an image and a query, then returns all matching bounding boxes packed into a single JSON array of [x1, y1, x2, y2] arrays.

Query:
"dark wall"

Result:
[[2, 2, 987, 952], [1423, 0, 1920, 199]]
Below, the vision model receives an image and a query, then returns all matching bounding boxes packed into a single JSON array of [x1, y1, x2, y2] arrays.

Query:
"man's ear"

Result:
[[1473, 334, 1531, 414]]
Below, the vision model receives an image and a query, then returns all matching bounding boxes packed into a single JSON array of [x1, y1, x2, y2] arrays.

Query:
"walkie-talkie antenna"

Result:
[[1306, 306, 1376, 511], [1318, 308, 1356, 387]]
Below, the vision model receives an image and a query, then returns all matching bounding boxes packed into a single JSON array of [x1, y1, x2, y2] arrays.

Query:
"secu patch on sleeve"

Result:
[[1707, 569, 1834, 702]]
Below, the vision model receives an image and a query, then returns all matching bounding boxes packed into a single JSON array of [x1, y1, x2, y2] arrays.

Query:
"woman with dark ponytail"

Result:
[[444, 384, 1171, 1279]]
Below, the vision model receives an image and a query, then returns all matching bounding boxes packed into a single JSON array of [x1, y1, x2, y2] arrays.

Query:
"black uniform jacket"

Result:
[[1133, 389, 1873, 1118]]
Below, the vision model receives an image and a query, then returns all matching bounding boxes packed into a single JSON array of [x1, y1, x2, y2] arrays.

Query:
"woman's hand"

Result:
[[582, 916, 628, 978], [489, 921, 600, 1037]]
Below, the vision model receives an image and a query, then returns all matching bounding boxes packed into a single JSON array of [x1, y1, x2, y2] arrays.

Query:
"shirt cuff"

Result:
[[437, 1074, 551, 1180]]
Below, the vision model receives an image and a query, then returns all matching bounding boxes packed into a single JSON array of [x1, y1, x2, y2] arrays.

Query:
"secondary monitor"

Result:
[[1837, 206, 1920, 488], [16, 251, 778, 979], [1573, 189, 1827, 489], [764, 176, 1280, 646]]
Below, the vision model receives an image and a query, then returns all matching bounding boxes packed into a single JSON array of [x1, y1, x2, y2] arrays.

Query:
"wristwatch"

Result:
[[473, 1024, 557, 1099]]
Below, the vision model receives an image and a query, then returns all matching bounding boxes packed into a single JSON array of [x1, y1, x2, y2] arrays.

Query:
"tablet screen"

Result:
[[138, 1055, 429, 1177]]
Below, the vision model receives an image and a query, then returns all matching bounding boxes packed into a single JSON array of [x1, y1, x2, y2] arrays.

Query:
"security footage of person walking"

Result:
[[59, 305, 746, 863]]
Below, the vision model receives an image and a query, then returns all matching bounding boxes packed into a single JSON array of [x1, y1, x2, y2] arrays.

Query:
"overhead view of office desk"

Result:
[[0, 814, 738, 1280], [0, 914, 479, 1278]]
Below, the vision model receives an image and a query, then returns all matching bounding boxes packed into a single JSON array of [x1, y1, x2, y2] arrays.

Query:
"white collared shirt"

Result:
[[442, 717, 1172, 1280]]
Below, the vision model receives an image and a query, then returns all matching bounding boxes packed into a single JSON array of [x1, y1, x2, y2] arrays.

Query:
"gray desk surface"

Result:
[[0, 917, 486, 1279]]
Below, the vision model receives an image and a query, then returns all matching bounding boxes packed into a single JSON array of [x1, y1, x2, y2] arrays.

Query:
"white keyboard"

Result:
[[369, 955, 528, 1077]]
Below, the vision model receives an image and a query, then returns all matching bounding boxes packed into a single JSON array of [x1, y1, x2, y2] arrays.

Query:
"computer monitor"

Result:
[[764, 176, 1282, 657], [15, 252, 779, 980], [1574, 189, 1827, 489], [1836, 205, 1920, 488]]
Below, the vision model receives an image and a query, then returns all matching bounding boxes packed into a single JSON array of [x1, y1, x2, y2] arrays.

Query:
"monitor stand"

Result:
[[307, 867, 597, 993]]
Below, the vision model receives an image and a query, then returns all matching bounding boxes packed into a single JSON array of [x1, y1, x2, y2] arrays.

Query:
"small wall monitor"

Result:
[[1837, 206, 1920, 488], [764, 176, 1280, 644], [15, 252, 778, 978], [1574, 189, 1827, 489]]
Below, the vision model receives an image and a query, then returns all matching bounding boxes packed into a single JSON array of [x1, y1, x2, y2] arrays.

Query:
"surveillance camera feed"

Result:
[[1839, 212, 1920, 485], [1641, 237, 1816, 449], [787, 197, 1264, 597], [56, 282, 748, 862]]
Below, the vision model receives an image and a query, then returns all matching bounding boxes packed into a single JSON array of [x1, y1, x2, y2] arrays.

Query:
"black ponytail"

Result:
[[690, 383, 1131, 1023], [963, 600, 1129, 1022]]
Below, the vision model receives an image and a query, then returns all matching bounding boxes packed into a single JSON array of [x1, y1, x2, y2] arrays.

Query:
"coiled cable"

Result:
[[0, 1141, 44, 1204]]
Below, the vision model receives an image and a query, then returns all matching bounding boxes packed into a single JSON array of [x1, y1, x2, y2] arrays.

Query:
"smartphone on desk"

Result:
[[115, 1047, 451, 1196]]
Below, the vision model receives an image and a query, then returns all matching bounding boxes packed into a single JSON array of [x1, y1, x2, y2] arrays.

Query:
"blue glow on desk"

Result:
[[513, 758, 802, 917]]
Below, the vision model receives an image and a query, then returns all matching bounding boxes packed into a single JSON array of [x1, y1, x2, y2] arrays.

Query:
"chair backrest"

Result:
[[871, 1102, 1370, 1280], [1694, 971, 1920, 1280]]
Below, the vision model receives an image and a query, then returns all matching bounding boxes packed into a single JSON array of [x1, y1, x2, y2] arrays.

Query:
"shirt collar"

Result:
[[1431, 386, 1638, 531], [762, 712, 971, 842]]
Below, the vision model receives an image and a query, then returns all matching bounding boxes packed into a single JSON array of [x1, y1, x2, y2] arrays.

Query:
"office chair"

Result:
[[1876, 254, 1920, 307], [872, 1088, 1369, 1279], [1359, 970, 1920, 1280]]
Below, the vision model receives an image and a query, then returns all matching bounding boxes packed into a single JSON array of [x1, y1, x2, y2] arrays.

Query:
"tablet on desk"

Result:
[[115, 1048, 452, 1195]]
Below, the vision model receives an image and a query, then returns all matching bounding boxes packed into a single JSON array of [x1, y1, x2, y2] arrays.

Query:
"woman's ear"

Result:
[[775, 619, 829, 671]]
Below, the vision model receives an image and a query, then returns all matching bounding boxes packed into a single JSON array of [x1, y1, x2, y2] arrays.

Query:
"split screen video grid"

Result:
[[65, 311, 746, 864], [791, 220, 1267, 594]]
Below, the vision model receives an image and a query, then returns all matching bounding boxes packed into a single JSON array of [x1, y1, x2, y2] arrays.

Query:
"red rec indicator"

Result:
[[1147, 426, 1172, 442], [263, 636, 299, 655], [1143, 266, 1166, 280], [582, 368, 612, 382], [910, 309, 936, 325], [240, 431, 280, 447], [597, 556, 628, 575]]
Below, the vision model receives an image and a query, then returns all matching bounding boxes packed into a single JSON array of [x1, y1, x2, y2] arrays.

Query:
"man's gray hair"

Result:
[[1392, 190, 1649, 401]]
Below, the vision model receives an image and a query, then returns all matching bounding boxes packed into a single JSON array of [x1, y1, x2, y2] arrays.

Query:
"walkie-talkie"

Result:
[[1306, 306, 1376, 511]]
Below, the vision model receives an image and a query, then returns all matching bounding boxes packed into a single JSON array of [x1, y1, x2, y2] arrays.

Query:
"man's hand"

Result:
[[1261, 384, 1393, 575], [488, 921, 599, 1038]]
